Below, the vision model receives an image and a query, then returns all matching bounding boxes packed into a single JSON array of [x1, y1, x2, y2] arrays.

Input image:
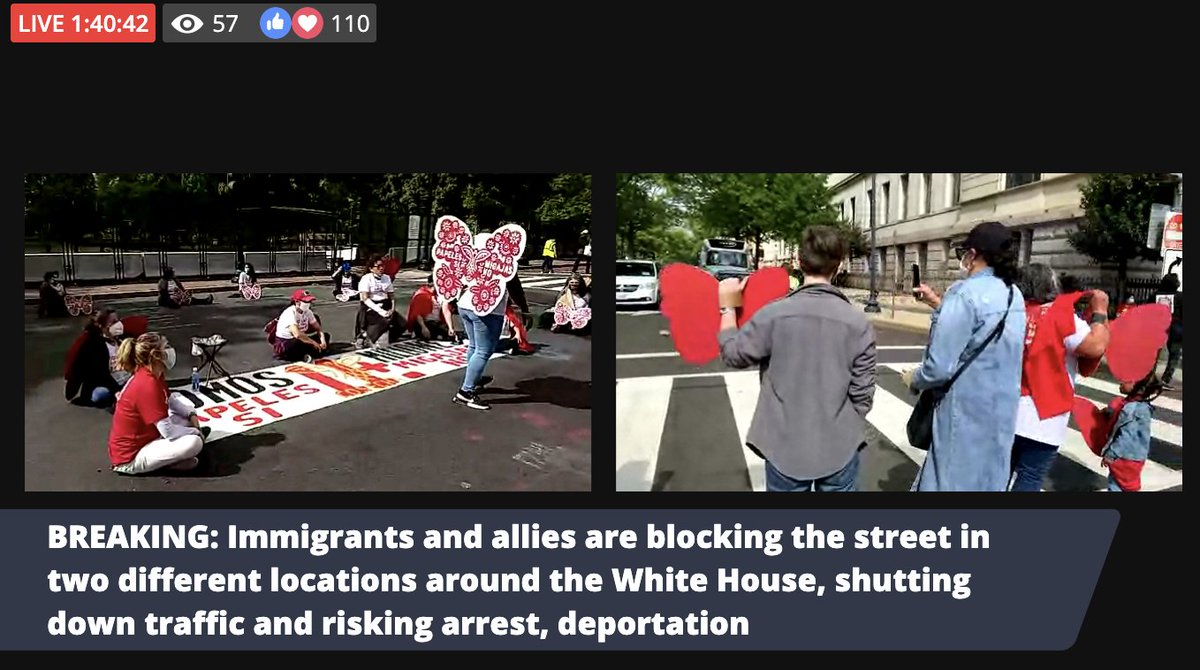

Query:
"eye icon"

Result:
[[171, 14, 204, 34]]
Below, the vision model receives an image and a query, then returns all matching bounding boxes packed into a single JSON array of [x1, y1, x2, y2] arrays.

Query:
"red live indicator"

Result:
[[11, 4, 156, 43]]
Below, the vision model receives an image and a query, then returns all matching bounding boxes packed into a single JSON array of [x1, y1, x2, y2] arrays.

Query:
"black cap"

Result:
[[958, 221, 1012, 256]]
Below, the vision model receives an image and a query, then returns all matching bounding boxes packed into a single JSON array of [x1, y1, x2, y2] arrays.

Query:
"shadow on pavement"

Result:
[[199, 431, 287, 477], [485, 376, 591, 410]]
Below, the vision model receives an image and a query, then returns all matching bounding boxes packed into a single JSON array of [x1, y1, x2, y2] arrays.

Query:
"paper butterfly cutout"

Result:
[[335, 288, 356, 302], [553, 303, 592, 329], [240, 284, 262, 300], [65, 294, 93, 317], [1070, 302, 1172, 453], [432, 216, 528, 315], [659, 264, 791, 365]]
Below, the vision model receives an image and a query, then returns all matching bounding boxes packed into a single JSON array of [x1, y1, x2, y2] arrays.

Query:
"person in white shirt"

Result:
[[273, 290, 330, 363], [453, 235, 507, 411], [358, 255, 401, 346], [1010, 264, 1110, 491]]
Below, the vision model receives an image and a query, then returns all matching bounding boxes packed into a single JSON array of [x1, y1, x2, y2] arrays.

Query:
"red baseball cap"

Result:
[[291, 289, 317, 303]]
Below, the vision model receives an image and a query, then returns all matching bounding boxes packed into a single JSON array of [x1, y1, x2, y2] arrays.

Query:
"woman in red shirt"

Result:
[[108, 333, 207, 474]]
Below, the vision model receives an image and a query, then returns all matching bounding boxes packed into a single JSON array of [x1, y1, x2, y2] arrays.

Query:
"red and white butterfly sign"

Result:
[[432, 216, 527, 314]]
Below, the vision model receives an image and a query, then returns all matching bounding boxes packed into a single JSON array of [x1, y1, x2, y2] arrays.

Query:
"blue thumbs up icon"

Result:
[[260, 8, 292, 39]]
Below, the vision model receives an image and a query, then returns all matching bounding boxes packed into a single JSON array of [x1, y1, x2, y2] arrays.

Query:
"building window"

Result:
[[949, 173, 961, 206], [918, 243, 928, 280], [840, 200, 845, 221], [922, 173, 932, 214], [882, 182, 891, 223], [900, 174, 909, 220], [849, 197, 856, 225], [866, 189, 874, 226], [1005, 173, 1041, 189]]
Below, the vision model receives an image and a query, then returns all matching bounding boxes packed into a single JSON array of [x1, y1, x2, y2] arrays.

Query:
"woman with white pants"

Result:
[[107, 333, 209, 475]]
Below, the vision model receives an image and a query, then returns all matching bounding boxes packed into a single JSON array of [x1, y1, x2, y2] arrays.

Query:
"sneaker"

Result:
[[1162, 382, 1176, 391], [476, 375, 494, 389], [453, 390, 491, 410], [302, 354, 314, 363], [200, 426, 212, 439]]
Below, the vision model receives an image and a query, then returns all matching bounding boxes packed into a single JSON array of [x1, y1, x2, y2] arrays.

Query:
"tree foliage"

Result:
[[617, 173, 841, 267], [24, 173, 590, 255]]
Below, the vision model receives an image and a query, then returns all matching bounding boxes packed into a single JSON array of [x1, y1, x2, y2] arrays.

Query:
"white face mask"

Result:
[[959, 251, 975, 278], [297, 301, 312, 312], [163, 346, 177, 370], [107, 320, 124, 338]]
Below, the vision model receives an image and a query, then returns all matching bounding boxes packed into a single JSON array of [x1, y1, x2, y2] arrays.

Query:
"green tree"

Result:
[[673, 173, 839, 268], [616, 173, 671, 259], [835, 219, 870, 261], [1069, 173, 1178, 300]]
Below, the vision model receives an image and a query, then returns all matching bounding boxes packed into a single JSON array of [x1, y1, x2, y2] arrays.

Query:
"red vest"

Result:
[[1021, 292, 1092, 420]]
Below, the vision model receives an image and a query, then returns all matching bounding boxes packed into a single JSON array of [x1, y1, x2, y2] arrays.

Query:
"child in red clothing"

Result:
[[1100, 372, 1162, 492]]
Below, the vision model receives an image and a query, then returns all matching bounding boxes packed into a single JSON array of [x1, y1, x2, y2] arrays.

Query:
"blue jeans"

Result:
[[765, 448, 861, 492], [460, 309, 504, 393], [1010, 435, 1058, 492], [90, 387, 116, 407]]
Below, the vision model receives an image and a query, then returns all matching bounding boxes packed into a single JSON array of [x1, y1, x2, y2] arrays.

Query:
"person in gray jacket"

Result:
[[716, 225, 877, 492]]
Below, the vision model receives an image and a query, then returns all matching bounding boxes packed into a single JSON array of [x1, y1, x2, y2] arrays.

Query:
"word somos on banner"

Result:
[[169, 341, 503, 441]]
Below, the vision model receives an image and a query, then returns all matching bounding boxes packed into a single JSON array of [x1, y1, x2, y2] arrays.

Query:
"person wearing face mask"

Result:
[[547, 272, 592, 335], [108, 332, 209, 475], [271, 290, 330, 363], [902, 221, 1026, 491], [38, 271, 70, 318], [64, 308, 130, 408], [331, 260, 360, 301], [358, 255, 400, 346]]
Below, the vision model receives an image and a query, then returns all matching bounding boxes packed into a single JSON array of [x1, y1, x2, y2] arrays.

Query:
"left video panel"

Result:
[[24, 173, 593, 492]]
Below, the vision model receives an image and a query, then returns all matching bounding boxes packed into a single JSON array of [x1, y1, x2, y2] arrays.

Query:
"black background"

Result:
[[8, 1, 1186, 659]]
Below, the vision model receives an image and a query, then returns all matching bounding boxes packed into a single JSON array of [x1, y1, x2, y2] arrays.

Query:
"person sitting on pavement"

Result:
[[358, 255, 401, 346], [332, 260, 360, 301], [544, 272, 592, 335], [270, 290, 330, 363], [38, 271, 69, 318], [158, 267, 213, 308], [406, 274, 452, 341], [108, 332, 210, 475], [64, 308, 132, 409]]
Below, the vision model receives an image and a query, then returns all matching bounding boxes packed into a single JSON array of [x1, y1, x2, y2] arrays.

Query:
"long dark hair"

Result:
[[243, 263, 257, 283], [567, 272, 590, 297], [974, 233, 1019, 286], [1127, 371, 1164, 405]]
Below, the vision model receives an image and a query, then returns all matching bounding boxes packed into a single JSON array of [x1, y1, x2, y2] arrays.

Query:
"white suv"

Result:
[[616, 260, 659, 308]]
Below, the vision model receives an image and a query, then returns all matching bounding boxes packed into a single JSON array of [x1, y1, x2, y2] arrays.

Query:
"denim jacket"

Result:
[[911, 267, 1027, 491], [1101, 401, 1153, 462]]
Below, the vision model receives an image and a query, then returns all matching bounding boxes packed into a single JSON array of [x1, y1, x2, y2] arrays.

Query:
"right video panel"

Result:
[[616, 172, 1184, 493]]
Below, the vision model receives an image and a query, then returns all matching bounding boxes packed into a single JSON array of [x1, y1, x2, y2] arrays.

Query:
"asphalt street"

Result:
[[26, 273, 591, 492], [615, 307, 1183, 493]]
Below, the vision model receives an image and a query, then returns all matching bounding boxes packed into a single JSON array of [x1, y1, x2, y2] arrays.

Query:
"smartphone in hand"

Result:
[[912, 264, 921, 297]]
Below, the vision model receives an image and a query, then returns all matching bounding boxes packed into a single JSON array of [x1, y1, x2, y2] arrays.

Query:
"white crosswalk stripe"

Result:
[[616, 366, 1183, 493]]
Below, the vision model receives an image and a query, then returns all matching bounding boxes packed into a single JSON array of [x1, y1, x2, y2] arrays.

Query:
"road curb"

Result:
[[24, 276, 323, 305], [866, 313, 930, 335]]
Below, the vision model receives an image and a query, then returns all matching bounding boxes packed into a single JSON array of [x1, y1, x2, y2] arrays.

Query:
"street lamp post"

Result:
[[865, 172, 881, 313]]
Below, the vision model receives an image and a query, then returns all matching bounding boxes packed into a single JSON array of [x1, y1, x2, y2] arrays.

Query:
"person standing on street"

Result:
[[572, 229, 591, 274], [454, 233, 508, 411], [904, 221, 1026, 492], [716, 225, 877, 492], [1009, 263, 1110, 492], [541, 238, 557, 274]]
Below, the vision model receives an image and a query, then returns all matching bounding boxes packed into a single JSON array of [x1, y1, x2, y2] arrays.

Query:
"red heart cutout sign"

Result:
[[659, 264, 792, 365], [1106, 303, 1171, 383], [1072, 395, 1127, 456]]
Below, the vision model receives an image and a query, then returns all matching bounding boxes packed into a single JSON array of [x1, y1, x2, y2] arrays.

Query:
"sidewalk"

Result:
[[26, 262, 591, 304]]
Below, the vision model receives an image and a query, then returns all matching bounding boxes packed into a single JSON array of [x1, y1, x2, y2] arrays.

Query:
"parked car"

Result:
[[616, 259, 659, 308]]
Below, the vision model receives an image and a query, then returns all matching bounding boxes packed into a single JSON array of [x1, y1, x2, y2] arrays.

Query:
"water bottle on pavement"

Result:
[[191, 367, 201, 392]]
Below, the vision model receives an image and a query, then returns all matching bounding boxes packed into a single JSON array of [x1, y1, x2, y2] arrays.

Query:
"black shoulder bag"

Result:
[[906, 286, 1014, 450]]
